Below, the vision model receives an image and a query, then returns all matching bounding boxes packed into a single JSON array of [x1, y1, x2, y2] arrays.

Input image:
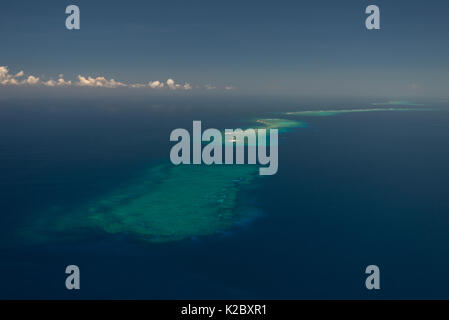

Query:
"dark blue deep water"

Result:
[[1, 96, 449, 299]]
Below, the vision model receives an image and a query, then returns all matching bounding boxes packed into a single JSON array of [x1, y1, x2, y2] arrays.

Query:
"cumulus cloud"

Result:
[[0, 66, 71, 87], [0, 66, 8, 77], [76, 75, 126, 88], [166, 78, 191, 90], [43, 79, 72, 87], [43, 75, 72, 87], [166, 78, 177, 90], [24, 75, 40, 85], [0, 66, 24, 85], [0, 66, 228, 92], [148, 80, 164, 89]]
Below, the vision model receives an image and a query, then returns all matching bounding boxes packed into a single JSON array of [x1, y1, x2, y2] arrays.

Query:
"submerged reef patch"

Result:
[[285, 107, 431, 117], [254, 118, 308, 133], [25, 164, 260, 243], [371, 100, 425, 107], [20, 118, 305, 244]]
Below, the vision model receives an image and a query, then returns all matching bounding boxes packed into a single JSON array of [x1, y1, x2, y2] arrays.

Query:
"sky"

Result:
[[0, 0, 449, 98]]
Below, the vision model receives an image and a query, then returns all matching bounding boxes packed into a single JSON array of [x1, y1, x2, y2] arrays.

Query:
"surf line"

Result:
[[169, 120, 278, 175]]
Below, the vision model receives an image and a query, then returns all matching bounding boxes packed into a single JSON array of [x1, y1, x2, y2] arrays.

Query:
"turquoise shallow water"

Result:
[[17, 118, 305, 244]]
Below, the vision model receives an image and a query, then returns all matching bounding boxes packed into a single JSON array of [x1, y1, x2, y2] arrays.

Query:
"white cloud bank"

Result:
[[0, 66, 234, 91], [77, 75, 125, 88], [1, 66, 72, 87]]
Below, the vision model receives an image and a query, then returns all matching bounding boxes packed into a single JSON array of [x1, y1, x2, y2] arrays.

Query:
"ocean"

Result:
[[1, 96, 448, 299]]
